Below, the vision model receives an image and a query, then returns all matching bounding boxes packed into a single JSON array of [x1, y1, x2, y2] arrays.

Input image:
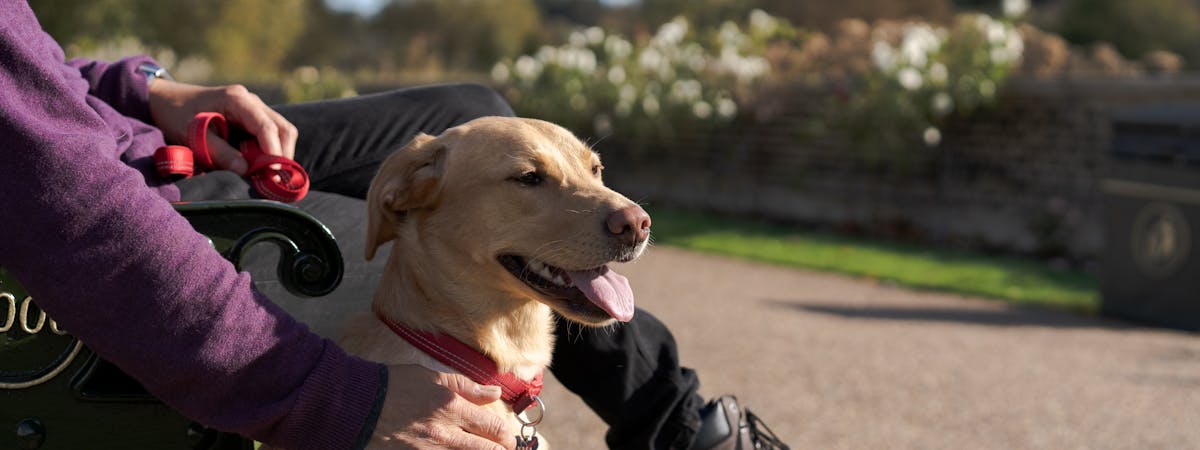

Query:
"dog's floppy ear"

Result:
[[365, 133, 446, 261]]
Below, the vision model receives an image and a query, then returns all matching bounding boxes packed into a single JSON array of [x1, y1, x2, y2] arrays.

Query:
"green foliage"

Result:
[[641, 0, 757, 30], [28, 0, 141, 47], [205, 0, 308, 79], [756, 0, 955, 30], [281, 66, 357, 103], [372, 0, 541, 72], [1057, 0, 1200, 64], [651, 209, 1099, 312], [32, 0, 305, 79]]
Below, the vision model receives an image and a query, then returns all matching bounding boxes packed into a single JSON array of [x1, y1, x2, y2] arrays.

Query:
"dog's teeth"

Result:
[[537, 266, 556, 281]]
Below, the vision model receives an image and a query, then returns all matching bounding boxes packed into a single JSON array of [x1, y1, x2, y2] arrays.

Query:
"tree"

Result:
[[1057, 0, 1200, 65], [754, 0, 955, 30], [204, 0, 308, 79], [371, 0, 542, 72]]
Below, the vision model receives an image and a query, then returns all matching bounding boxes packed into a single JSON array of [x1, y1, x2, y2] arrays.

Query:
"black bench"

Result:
[[1, 200, 344, 449]]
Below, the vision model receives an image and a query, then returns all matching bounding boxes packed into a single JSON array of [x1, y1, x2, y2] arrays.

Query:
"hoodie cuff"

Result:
[[271, 345, 386, 450], [67, 54, 158, 124]]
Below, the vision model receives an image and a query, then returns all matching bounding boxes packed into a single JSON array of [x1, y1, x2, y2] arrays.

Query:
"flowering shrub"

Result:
[[491, 10, 799, 150], [492, 10, 1025, 166], [831, 13, 1024, 163]]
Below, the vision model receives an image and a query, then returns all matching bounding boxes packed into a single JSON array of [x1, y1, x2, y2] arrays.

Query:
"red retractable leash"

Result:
[[154, 112, 310, 203]]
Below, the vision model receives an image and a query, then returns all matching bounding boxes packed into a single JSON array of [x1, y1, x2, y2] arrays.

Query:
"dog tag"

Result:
[[515, 435, 539, 450]]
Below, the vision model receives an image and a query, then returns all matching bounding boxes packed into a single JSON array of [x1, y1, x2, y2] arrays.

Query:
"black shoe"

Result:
[[689, 395, 789, 450]]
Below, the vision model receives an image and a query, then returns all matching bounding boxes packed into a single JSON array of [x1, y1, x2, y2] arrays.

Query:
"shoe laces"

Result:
[[744, 410, 789, 450]]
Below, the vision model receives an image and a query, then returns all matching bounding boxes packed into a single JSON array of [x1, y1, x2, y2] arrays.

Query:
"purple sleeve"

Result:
[[67, 55, 157, 125], [0, 5, 384, 450]]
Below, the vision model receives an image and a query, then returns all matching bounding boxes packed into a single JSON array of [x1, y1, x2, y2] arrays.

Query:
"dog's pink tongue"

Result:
[[567, 266, 635, 322]]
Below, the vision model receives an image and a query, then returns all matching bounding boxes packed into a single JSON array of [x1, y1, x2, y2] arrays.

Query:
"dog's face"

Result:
[[365, 117, 650, 326]]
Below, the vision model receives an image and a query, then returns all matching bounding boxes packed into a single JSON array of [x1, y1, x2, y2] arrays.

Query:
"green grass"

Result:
[[648, 209, 1099, 313]]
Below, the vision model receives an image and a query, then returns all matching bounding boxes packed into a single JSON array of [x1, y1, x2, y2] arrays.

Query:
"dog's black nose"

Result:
[[606, 205, 651, 244]]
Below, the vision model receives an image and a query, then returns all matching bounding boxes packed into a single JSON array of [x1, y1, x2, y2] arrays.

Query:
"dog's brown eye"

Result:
[[592, 164, 603, 177], [513, 171, 542, 186]]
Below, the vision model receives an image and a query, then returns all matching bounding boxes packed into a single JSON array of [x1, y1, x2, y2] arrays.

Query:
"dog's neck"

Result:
[[371, 243, 554, 380]]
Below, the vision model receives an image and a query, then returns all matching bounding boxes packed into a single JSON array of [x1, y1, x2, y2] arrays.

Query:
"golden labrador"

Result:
[[341, 116, 652, 448]]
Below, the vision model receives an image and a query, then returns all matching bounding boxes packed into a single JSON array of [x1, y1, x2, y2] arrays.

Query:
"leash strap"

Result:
[[154, 112, 309, 203], [375, 311, 544, 413]]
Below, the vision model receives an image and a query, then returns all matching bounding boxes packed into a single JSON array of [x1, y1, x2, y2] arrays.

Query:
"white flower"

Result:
[[923, 126, 942, 147], [692, 101, 713, 119], [514, 55, 542, 81], [639, 48, 663, 72], [990, 48, 1011, 65], [737, 56, 769, 84], [749, 9, 776, 34], [605, 35, 633, 60], [872, 41, 896, 72], [979, 79, 996, 99], [929, 62, 948, 85], [295, 66, 319, 84], [1003, 0, 1029, 18], [569, 31, 587, 48], [536, 46, 557, 63], [1002, 31, 1025, 64], [669, 79, 703, 103], [897, 67, 923, 91], [986, 21, 1007, 45], [642, 96, 660, 116], [900, 24, 941, 67], [718, 22, 744, 48], [576, 48, 597, 73], [654, 17, 689, 46], [716, 97, 737, 119], [585, 27, 605, 46], [931, 92, 954, 117], [607, 66, 627, 84], [491, 62, 510, 83]]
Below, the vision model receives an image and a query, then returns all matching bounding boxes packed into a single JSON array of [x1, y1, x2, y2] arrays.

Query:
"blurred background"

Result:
[[35, 0, 1193, 310], [30, 1, 1200, 447]]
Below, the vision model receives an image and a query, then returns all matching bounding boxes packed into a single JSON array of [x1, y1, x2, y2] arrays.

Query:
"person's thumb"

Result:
[[438, 373, 502, 405], [205, 131, 248, 175]]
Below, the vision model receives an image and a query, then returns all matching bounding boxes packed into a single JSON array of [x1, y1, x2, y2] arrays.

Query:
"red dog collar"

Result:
[[154, 112, 309, 203], [375, 310, 544, 413]]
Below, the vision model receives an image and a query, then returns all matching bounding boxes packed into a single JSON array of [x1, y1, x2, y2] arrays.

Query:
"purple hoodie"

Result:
[[0, 3, 383, 449]]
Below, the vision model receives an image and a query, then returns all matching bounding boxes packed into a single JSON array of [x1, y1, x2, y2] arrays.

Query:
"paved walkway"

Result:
[[536, 247, 1200, 449]]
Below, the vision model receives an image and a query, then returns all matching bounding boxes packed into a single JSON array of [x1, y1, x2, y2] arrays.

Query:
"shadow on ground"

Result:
[[768, 299, 1143, 330]]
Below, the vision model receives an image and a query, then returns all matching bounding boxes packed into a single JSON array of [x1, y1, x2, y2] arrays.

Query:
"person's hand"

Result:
[[369, 364, 517, 450], [148, 79, 297, 175]]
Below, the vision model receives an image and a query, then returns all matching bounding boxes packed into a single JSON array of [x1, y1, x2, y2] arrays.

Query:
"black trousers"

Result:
[[175, 84, 704, 450]]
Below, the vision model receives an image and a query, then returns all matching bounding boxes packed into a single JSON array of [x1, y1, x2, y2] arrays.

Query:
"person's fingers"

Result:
[[265, 107, 298, 161], [449, 397, 516, 449], [439, 427, 511, 450], [437, 373, 503, 405], [219, 85, 284, 159], [204, 131, 248, 175]]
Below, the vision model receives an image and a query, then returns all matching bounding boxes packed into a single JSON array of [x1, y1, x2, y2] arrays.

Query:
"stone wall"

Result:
[[599, 77, 1200, 263]]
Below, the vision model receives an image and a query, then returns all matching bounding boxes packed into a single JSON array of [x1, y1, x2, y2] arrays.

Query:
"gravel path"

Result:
[[535, 246, 1200, 449]]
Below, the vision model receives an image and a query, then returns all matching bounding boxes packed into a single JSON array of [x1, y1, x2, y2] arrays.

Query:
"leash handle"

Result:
[[154, 112, 309, 203]]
